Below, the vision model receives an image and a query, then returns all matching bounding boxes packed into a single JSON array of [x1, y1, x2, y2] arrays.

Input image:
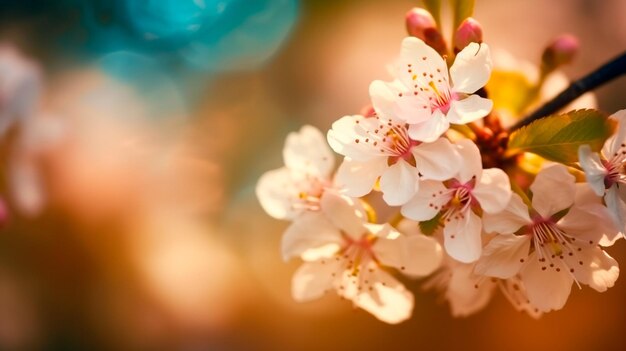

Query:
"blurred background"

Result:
[[0, 0, 625, 350]]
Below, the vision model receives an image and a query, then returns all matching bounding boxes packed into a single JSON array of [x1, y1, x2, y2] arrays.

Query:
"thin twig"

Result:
[[510, 50, 626, 131]]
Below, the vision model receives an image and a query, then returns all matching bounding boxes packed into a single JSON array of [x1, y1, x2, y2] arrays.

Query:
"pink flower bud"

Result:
[[405, 8, 437, 40], [454, 17, 483, 51], [542, 34, 579, 71]]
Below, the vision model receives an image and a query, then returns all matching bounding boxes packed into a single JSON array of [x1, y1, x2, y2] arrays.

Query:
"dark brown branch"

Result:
[[510, 50, 626, 131]]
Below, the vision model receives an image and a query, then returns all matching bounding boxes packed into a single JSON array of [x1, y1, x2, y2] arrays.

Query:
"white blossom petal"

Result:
[[604, 109, 626, 155], [605, 185, 626, 234], [327, 115, 377, 162], [335, 157, 387, 198], [482, 193, 532, 234], [445, 263, 496, 317], [369, 80, 403, 119], [292, 260, 341, 302], [558, 202, 620, 247], [445, 95, 493, 125], [578, 144, 607, 196], [563, 246, 619, 292], [530, 164, 575, 218], [472, 168, 511, 214], [255, 167, 302, 220], [412, 137, 461, 181], [407, 109, 450, 142], [282, 212, 343, 261], [320, 192, 368, 239], [396, 37, 449, 94], [401, 180, 448, 221], [380, 159, 420, 206], [455, 139, 483, 183], [348, 267, 415, 324], [499, 277, 542, 319], [520, 251, 572, 313], [475, 234, 531, 279], [444, 210, 482, 263], [373, 228, 443, 277], [370, 80, 431, 124], [283, 125, 335, 177], [450, 42, 492, 94]]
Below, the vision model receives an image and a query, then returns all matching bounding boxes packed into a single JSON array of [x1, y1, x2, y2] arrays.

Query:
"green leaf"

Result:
[[450, 0, 475, 31], [419, 213, 442, 236], [506, 109, 615, 164], [423, 0, 442, 28]]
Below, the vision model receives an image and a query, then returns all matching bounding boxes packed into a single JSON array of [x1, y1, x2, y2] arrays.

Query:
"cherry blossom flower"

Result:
[[476, 164, 620, 313], [401, 139, 511, 263], [369, 37, 493, 143], [283, 192, 442, 323], [327, 114, 461, 206], [412, 224, 541, 318], [579, 109, 626, 233], [256, 125, 335, 220]]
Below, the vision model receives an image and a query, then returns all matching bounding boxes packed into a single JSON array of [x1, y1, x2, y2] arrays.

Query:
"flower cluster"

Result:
[[257, 6, 624, 323]]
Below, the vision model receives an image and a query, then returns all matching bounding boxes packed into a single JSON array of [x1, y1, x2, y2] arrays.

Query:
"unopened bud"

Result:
[[405, 8, 437, 40], [542, 34, 579, 73], [454, 17, 483, 51]]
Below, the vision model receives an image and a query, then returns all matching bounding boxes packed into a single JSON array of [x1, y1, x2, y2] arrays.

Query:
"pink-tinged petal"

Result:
[[412, 137, 461, 181], [475, 234, 531, 279], [407, 109, 450, 142], [401, 180, 448, 221], [396, 37, 449, 95], [291, 260, 342, 302], [255, 167, 301, 220], [573, 182, 603, 205], [578, 145, 607, 196], [443, 210, 482, 263], [530, 164, 575, 218], [327, 115, 377, 162], [483, 193, 532, 234], [472, 168, 511, 214], [396, 95, 435, 124], [281, 212, 343, 261], [445, 95, 493, 125], [449, 42, 492, 94], [456, 139, 483, 183], [335, 157, 387, 198], [604, 109, 626, 155], [563, 246, 619, 292], [520, 251, 573, 313], [320, 192, 368, 239], [348, 266, 415, 324], [283, 125, 335, 177], [369, 80, 403, 119], [373, 226, 443, 277], [558, 202, 620, 247], [499, 277, 542, 319], [445, 262, 496, 317], [605, 185, 626, 235], [370, 80, 431, 124], [380, 159, 420, 206]]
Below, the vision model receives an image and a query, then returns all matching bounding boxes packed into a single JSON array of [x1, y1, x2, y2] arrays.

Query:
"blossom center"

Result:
[[603, 144, 626, 188], [527, 216, 589, 281], [354, 116, 420, 164], [428, 176, 477, 223]]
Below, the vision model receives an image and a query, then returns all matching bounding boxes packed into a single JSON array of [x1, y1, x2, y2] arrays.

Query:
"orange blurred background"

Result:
[[0, 0, 625, 350]]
